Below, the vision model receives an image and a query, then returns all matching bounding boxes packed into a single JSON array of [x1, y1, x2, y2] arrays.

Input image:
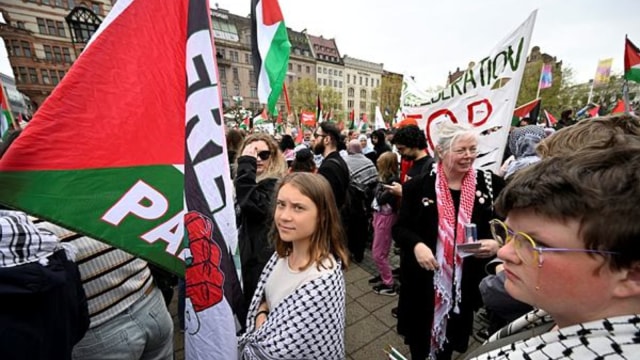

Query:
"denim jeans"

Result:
[[72, 287, 174, 360]]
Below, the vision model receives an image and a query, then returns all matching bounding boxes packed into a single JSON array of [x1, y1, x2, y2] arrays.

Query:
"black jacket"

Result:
[[0, 250, 89, 360], [235, 156, 279, 315], [317, 151, 350, 209], [392, 169, 504, 351]]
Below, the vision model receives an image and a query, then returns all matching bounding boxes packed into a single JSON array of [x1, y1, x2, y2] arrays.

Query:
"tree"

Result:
[[379, 75, 402, 122], [288, 78, 343, 120]]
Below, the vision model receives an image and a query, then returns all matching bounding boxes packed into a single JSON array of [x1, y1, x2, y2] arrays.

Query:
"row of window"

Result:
[[317, 78, 343, 88], [13, 66, 65, 85], [27, 0, 102, 15], [318, 67, 342, 77], [347, 88, 369, 98], [37, 17, 67, 38], [219, 49, 252, 65], [5, 40, 73, 64], [347, 74, 380, 87], [288, 63, 312, 74]]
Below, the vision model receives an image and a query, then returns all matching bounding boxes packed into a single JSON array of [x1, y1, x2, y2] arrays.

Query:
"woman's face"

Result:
[[275, 184, 318, 246], [247, 140, 271, 176], [498, 208, 618, 327], [440, 135, 477, 176]]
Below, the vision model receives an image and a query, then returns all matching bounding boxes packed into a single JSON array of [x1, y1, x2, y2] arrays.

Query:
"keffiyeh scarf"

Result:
[[432, 163, 476, 358], [0, 210, 60, 268], [238, 253, 346, 360]]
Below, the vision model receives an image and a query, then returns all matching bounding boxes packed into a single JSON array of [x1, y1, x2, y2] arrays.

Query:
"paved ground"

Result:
[[171, 248, 487, 359]]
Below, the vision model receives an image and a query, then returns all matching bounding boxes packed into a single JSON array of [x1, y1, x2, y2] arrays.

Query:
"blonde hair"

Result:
[[377, 151, 398, 182], [239, 133, 287, 182]]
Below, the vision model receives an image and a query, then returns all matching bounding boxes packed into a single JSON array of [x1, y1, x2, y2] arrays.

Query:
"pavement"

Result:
[[170, 248, 487, 360]]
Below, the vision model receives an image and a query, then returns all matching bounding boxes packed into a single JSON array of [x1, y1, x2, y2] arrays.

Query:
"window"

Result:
[[323, 68, 327, 74], [56, 0, 64, 6], [17, 21, 25, 30], [288, 63, 292, 71], [92, 3, 100, 15], [11, 40, 22, 57], [219, 67, 226, 80], [21, 41, 32, 58], [250, 87, 257, 98], [339, 81, 342, 88], [297, 64, 301, 72], [230, 51, 238, 62], [56, 21, 66, 37], [360, 101, 366, 110], [42, 0, 50, 5], [318, 66, 322, 73], [51, 70, 59, 85], [360, 89, 367, 98], [245, 53, 250, 64], [53, 47, 62, 62], [62, 48, 71, 63], [29, 68, 38, 84], [248, 70, 254, 83], [58, 70, 65, 79], [347, 74, 350, 84], [232, 68, 239, 81], [219, 49, 225, 58], [366, 78, 369, 86], [221, 83, 228, 97], [47, 19, 56, 35], [44, 45, 53, 60], [18, 67, 28, 83], [333, 80, 337, 87], [67, 0, 75, 7], [233, 84, 239, 95], [359, 76, 362, 86], [306, 66, 310, 73], [339, 71, 343, 76], [348, 88, 354, 97], [41, 69, 51, 85], [37, 18, 46, 34], [288, 75, 293, 83], [348, 100, 354, 109]]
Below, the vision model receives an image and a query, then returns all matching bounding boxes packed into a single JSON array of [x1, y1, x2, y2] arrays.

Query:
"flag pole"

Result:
[[535, 63, 543, 99], [624, 35, 631, 114]]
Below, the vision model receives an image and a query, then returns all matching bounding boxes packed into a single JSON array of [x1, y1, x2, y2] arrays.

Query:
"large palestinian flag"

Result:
[[0, 0, 242, 358]]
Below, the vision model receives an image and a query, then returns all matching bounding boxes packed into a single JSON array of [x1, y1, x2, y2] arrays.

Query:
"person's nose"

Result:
[[498, 239, 520, 265]]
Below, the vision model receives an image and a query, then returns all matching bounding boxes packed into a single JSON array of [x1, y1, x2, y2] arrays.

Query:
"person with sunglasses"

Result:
[[235, 133, 287, 322], [466, 140, 640, 360], [393, 122, 505, 360]]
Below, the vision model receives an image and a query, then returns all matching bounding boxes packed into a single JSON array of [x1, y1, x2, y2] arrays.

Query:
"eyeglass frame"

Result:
[[313, 132, 326, 139], [489, 218, 620, 267]]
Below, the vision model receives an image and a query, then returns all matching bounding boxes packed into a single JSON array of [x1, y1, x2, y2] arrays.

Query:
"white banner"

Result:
[[403, 11, 537, 173]]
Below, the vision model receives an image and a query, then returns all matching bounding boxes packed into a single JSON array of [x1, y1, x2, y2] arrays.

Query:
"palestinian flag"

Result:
[[625, 37, 640, 83], [0, 0, 242, 358], [316, 94, 323, 123], [543, 109, 557, 126], [348, 108, 355, 130], [512, 98, 540, 126], [611, 99, 626, 114], [0, 81, 14, 138], [251, 0, 291, 115]]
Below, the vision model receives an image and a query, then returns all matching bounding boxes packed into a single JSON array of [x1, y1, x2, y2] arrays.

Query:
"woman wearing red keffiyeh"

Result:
[[393, 123, 505, 360]]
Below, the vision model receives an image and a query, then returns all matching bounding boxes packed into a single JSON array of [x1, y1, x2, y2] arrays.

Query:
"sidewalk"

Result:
[[171, 248, 488, 359]]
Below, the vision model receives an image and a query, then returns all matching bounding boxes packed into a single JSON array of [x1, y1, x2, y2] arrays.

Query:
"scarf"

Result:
[[432, 162, 476, 358]]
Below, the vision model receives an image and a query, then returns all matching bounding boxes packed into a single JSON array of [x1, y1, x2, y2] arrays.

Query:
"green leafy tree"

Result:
[[288, 78, 343, 120], [379, 75, 402, 121]]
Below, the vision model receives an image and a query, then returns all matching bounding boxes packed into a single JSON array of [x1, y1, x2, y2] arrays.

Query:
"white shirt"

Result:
[[264, 255, 335, 311]]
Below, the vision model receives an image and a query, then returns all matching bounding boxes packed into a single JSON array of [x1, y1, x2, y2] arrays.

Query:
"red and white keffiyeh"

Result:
[[431, 162, 476, 357]]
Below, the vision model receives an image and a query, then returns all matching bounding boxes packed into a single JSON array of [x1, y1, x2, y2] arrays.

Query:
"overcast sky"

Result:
[[2, 0, 639, 90], [215, 0, 640, 89]]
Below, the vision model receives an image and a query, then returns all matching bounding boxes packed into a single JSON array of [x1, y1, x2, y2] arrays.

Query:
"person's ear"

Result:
[[436, 145, 443, 158], [612, 262, 640, 299]]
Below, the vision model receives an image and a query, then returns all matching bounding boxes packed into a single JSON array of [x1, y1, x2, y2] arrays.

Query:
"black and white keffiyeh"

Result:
[[238, 253, 346, 360], [0, 210, 60, 268], [471, 309, 640, 359]]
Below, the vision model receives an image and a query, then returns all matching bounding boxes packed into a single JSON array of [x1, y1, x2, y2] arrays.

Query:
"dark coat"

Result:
[[317, 151, 350, 209], [392, 168, 504, 352], [235, 156, 279, 315], [0, 250, 89, 360]]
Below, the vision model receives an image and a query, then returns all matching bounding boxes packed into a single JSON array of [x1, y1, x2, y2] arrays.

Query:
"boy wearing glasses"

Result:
[[466, 141, 640, 359]]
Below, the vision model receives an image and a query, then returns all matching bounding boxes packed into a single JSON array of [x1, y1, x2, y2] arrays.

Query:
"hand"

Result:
[[414, 243, 439, 271], [255, 312, 267, 329], [241, 145, 257, 158], [384, 182, 402, 197], [469, 239, 500, 258]]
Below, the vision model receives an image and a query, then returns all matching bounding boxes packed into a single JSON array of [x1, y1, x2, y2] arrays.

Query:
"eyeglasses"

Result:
[[489, 219, 620, 267], [257, 150, 271, 161], [451, 147, 478, 156]]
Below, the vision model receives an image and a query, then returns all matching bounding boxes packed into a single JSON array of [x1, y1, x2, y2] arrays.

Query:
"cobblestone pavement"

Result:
[[170, 247, 489, 360]]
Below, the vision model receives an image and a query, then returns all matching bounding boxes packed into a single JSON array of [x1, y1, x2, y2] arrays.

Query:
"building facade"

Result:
[[343, 55, 383, 121], [306, 34, 344, 107], [0, 0, 112, 108]]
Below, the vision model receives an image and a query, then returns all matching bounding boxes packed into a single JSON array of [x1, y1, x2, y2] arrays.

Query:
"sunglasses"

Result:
[[257, 150, 271, 161]]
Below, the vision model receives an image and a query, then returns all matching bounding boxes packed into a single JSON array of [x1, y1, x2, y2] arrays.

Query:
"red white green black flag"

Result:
[[0, 0, 242, 358]]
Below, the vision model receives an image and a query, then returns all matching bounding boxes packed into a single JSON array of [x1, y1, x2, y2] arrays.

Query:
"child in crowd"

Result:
[[370, 151, 400, 296]]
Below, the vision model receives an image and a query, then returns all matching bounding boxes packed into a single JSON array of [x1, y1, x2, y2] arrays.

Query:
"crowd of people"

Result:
[[3, 109, 640, 360]]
